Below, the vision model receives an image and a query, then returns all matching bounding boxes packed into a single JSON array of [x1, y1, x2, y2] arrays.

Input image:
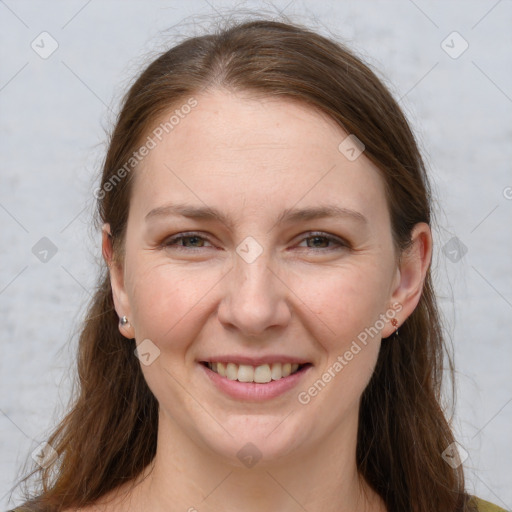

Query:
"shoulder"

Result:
[[469, 495, 508, 512]]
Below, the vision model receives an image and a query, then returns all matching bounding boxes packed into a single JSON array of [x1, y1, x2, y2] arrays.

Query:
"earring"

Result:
[[391, 318, 399, 336], [119, 315, 129, 327]]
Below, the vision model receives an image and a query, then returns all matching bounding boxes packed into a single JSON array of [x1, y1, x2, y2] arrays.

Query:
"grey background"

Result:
[[1, 0, 511, 509]]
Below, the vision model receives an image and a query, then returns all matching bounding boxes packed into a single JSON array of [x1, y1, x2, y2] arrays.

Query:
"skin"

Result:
[[95, 89, 431, 512]]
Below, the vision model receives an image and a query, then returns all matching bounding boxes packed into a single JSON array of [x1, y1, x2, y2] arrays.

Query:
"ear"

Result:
[[382, 222, 432, 338], [102, 223, 135, 339]]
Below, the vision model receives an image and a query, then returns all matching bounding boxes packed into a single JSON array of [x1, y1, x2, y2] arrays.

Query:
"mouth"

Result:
[[200, 361, 312, 383]]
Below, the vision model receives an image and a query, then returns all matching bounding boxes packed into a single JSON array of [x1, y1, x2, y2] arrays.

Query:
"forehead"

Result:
[[130, 89, 389, 226]]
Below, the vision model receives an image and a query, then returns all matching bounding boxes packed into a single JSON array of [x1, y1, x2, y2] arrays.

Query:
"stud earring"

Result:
[[119, 315, 129, 327], [391, 318, 399, 336]]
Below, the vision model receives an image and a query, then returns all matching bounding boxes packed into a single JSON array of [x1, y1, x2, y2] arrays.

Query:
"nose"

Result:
[[217, 250, 292, 338]]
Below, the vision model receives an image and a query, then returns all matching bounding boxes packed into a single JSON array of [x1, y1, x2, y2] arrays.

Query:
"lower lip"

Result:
[[200, 363, 312, 402]]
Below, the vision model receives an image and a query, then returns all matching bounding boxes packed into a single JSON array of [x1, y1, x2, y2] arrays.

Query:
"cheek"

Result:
[[295, 268, 386, 414], [125, 254, 227, 357], [292, 261, 391, 343]]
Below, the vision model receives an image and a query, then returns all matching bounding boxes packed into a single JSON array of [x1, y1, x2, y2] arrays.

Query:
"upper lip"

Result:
[[199, 355, 312, 366]]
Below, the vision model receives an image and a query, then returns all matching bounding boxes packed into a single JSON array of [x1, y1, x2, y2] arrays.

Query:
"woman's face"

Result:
[[107, 89, 425, 465]]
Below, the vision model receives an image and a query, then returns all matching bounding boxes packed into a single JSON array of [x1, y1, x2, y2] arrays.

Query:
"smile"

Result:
[[202, 361, 308, 383]]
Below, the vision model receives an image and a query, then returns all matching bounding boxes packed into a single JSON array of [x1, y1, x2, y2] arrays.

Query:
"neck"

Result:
[[102, 411, 386, 512]]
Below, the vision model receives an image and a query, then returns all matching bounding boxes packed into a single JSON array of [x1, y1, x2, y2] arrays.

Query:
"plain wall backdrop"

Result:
[[1, 0, 511, 509]]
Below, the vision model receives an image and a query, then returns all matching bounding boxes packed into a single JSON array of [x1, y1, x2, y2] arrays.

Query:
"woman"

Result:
[[10, 19, 506, 512]]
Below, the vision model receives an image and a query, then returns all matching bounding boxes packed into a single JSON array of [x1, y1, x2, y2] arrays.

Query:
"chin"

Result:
[[197, 414, 309, 469]]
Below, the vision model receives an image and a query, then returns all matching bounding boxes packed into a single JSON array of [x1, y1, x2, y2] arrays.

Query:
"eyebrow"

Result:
[[145, 202, 368, 229]]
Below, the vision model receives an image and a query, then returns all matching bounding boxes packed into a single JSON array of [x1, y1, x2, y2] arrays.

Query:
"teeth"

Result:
[[207, 361, 303, 382], [237, 364, 254, 382], [254, 364, 271, 383], [217, 362, 226, 377], [226, 363, 238, 380], [271, 363, 282, 380]]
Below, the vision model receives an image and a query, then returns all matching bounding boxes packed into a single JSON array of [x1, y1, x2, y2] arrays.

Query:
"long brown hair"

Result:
[[12, 18, 476, 512]]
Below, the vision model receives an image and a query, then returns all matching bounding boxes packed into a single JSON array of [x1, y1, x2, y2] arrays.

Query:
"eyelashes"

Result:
[[164, 233, 211, 249], [296, 233, 349, 250], [161, 231, 349, 252]]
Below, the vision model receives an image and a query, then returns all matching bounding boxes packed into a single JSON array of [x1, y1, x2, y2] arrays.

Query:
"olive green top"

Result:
[[469, 496, 508, 511], [8, 495, 508, 511]]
